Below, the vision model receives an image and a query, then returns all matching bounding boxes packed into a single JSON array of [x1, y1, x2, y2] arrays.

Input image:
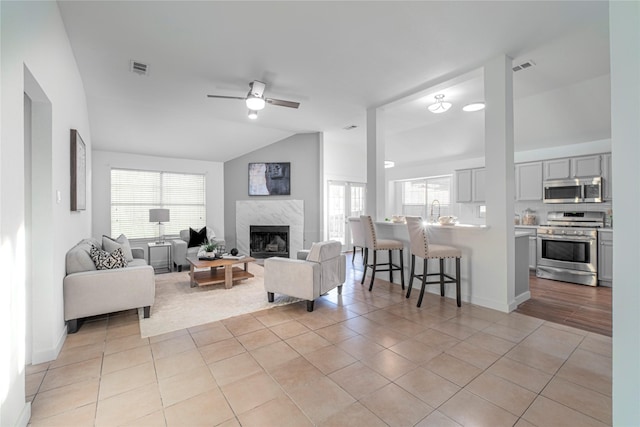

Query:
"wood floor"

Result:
[[516, 272, 612, 337]]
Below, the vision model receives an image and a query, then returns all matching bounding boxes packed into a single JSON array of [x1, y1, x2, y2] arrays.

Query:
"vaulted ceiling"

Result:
[[57, 1, 610, 165]]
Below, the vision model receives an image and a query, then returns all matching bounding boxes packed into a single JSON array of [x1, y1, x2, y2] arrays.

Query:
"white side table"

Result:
[[148, 242, 172, 273]]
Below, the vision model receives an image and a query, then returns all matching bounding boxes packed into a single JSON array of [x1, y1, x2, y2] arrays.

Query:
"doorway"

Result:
[[327, 181, 366, 250], [24, 67, 54, 364]]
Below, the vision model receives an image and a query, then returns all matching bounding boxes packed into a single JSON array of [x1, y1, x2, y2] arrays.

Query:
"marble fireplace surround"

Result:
[[236, 200, 304, 258]]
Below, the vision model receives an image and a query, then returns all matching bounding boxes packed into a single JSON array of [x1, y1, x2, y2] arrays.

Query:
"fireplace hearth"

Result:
[[250, 225, 290, 259]]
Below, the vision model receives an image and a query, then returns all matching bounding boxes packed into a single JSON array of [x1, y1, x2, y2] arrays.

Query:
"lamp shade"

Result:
[[149, 208, 170, 223]]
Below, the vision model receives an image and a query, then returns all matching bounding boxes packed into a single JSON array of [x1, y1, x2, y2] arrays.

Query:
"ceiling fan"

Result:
[[207, 80, 300, 119]]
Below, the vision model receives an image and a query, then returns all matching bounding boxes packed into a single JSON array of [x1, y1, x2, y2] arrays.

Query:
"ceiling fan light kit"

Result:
[[428, 94, 452, 114], [246, 94, 266, 111], [462, 102, 485, 112]]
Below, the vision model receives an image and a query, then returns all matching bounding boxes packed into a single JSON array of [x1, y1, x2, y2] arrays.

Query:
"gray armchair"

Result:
[[264, 240, 346, 312], [170, 227, 225, 271]]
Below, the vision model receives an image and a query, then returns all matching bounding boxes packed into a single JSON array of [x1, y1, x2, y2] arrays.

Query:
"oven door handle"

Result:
[[537, 235, 596, 242]]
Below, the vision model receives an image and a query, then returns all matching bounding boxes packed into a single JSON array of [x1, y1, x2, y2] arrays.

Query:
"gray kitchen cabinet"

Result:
[[516, 162, 543, 201], [602, 153, 612, 200], [455, 168, 484, 203], [598, 229, 612, 287], [543, 158, 571, 180], [455, 169, 472, 202], [472, 168, 485, 202], [571, 154, 602, 178], [516, 227, 537, 269], [543, 155, 603, 180]]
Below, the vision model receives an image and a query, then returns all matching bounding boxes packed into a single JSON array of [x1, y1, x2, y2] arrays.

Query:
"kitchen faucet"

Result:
[[430, 199, 440, 223]]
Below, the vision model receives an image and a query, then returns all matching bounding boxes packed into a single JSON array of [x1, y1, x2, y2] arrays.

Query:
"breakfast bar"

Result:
[[369, 220, 529, 312]]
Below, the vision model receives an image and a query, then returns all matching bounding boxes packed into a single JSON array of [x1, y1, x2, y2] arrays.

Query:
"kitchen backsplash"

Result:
[[455, 200, 612, 226]]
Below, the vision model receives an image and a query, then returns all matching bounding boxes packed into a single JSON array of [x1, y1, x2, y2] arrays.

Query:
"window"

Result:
[[399, 175, 452, 220], [111, 169, 206, 239]]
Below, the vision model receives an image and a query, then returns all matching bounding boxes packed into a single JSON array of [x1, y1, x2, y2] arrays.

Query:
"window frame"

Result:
[[110, 168, 206, 240]]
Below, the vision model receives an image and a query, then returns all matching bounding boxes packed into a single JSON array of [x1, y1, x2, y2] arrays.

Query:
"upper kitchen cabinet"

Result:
[[543, 155, 602, 180], [456, 169, 472, 202], [472, 168, 486, 203], [571, 155, 602, 178], [516, 162, 543, 201], [602, 153, 612, 200], [455, 168, 485, 203], [543, 158, 571, 179]]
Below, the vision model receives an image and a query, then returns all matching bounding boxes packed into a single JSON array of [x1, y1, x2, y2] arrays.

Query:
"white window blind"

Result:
[[111, 169, 206, 239], [400, 175, 452, 219]]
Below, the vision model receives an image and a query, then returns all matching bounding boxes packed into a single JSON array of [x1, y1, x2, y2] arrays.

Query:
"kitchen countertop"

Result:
[[377, 221, 488, 229]]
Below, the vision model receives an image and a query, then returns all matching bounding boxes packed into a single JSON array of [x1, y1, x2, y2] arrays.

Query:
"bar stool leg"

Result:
[[456, 257, 461, 307], [352, 247, 356, 264], [368, 250, 378, 291], [399, 249, 405, 290], [439, 258, 445, 297], [406, 254, 415, 298], [388, 249, 394, 283], [360, 248, 368, 285], [417, 258, 428, 307]]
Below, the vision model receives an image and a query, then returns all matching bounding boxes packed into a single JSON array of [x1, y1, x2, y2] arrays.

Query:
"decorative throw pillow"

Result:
[[102, 234, 134, 262], [90, 245, 128, 270], [188, 227, 208, 248]]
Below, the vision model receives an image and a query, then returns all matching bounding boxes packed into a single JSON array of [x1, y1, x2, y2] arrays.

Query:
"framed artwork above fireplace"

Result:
[[248, 162, 290, 196]]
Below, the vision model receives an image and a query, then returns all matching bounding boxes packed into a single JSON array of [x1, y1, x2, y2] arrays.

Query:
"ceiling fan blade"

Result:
[[206, 95, 246, 100], [266, 98, 300, 109]]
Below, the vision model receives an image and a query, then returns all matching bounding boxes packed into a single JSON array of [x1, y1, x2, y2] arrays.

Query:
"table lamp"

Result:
[[149, 208, 170, 243]]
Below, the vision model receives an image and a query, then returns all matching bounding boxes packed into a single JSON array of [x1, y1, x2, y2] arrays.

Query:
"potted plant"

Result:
[[201, 241, 218, 257]]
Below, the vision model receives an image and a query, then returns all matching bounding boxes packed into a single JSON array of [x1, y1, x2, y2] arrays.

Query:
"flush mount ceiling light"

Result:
[[248, 109, 258, 120], [427, 94, 452, 114], [384, 160, 395, 168], [462, 102, 485, 112]]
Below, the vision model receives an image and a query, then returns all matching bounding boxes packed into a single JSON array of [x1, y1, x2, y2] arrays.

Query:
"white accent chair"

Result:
[[170, 227, 225, 271], [405, 216, 462, 307], [263, 240, 346, 312]]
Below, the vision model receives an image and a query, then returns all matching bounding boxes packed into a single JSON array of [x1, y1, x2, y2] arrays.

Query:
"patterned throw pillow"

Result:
[[90, 245, 128, 270]]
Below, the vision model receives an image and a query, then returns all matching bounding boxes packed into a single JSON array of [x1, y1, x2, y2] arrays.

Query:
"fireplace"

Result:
[[250, 225, 290, 259]]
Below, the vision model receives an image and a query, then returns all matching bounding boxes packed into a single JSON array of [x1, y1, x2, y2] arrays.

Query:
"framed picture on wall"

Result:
[[70, 129, 86, 211], [248, 162, 290, 196]]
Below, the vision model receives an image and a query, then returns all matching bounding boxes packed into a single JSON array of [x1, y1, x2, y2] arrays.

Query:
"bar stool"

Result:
[[360, 215, 405, 292], [405, 216, 461, 307], [347, 217, 366, 265]]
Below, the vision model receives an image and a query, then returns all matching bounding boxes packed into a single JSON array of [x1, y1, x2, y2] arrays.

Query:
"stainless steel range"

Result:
[[536, 211, 605, 286]]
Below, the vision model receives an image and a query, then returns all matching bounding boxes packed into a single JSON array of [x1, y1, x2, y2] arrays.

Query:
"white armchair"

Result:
[[264, 240, 346, 312], [170, 227, 225, 271]]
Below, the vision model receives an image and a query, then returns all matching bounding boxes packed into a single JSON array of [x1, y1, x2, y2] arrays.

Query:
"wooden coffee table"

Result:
[[187, 256, 255, 289]]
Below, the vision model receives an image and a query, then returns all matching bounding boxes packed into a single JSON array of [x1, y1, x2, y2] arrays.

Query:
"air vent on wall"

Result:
[[130, 60, 149, 76], [512, 60, 536, 72], [343, 125, 358, 130]]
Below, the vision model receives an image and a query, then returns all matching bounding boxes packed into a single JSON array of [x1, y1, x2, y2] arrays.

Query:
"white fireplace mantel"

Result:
[[236, 200, 304, 258]]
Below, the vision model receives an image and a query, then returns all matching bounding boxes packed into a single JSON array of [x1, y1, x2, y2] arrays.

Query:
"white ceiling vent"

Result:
[[130, 60, 149, 76], [512, 60, 536, 72], [343, 125, 358, 130]]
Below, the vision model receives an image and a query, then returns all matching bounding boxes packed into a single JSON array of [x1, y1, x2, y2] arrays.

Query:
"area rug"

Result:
[[138, 262, 299, 338]]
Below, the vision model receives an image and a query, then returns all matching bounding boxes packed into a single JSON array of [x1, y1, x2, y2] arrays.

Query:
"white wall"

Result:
[[610, 1, 640, 424], [1, 2, 92, 426], [92, 150, 225, 240]]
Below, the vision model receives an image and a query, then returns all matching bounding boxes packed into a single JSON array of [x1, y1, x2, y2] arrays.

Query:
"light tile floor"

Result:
[[27, 262, 612, 426]]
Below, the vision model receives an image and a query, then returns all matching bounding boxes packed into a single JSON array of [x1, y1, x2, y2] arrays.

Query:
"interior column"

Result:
[[366, 107, 386, 220], [484, 55, 516, 309]]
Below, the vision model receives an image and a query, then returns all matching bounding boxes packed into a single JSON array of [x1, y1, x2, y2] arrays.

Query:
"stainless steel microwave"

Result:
[[543, 177, 603, 203]]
